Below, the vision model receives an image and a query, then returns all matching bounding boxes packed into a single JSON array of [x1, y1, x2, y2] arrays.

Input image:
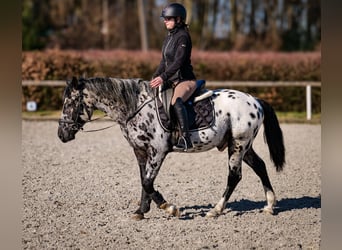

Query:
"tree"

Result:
[[138, 0, 148, 51], [263, 0, 282, 50], [306, 0, 321, 50], [22, 0, 50, 50], [21, 0, 321, 51]]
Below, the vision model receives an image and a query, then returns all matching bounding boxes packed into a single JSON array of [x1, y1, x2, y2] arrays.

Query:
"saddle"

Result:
[[155, 80, 215, 132]]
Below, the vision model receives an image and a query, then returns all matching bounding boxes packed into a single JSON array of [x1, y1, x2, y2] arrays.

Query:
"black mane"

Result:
[[80, 77, 152, 113]]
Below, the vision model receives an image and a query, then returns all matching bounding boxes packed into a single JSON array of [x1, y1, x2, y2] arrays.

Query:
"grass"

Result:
[[22, 110, 321, 124], [276, 112, 321, 124]]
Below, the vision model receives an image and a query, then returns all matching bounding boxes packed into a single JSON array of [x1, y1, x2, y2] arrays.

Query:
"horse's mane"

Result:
[[81, 77, 152, 112]]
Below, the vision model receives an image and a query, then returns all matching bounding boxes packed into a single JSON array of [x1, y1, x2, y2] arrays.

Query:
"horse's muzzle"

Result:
[[57, 126, 76, 143]]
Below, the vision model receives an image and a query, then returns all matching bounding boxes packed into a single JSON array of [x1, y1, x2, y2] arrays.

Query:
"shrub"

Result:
[[22, 49, 321, 112]]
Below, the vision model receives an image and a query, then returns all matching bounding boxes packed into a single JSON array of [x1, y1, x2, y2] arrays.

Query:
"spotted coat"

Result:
[[58, 77, 285, 219]]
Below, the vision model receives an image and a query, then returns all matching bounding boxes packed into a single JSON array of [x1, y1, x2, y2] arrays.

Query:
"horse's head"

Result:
[[58, 77, 93, 142]]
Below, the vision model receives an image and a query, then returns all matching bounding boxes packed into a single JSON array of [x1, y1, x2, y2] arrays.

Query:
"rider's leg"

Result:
[[171, 80, 197, 105], [171, 81, 196, 152]]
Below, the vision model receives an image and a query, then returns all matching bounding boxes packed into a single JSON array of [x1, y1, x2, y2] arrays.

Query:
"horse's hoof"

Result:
[[263, 206, 274, 215], [173, 207, 181, 217], [132, 213, 144, 220], [166, 205, 180, 217], [206, 209, 220, 218], [160, 203, 180, 217]]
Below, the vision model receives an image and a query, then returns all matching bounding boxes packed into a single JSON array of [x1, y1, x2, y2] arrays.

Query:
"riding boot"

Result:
[[172, 98, 193, 152]]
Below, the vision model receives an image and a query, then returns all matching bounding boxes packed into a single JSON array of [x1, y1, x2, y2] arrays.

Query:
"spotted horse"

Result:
[[58, 77, 285, 220]]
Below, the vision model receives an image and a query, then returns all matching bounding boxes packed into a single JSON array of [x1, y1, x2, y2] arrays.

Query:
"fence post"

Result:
[[306, 85, 312, 120]]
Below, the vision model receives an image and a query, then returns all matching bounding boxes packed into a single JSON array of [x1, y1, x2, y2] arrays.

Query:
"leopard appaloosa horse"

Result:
[[58, 77, 285, 220]]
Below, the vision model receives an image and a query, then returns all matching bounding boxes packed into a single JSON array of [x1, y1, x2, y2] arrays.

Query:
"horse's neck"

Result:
[[94, 101, 115, 116], [91, 93, 125, 123], [85, 79, 152, 124]]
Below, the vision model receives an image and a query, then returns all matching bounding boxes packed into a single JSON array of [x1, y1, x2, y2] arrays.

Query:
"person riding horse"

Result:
[[150, 3, 196, 152]]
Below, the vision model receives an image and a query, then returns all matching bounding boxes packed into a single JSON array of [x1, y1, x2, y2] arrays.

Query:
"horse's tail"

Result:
[[257, 99, 285, 172]]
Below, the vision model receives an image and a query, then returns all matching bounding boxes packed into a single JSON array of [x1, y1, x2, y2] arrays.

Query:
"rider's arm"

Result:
[[152, 58, 166, 79]]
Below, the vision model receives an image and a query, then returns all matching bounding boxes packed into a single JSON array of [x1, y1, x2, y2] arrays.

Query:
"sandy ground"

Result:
[[22, 121, 321, 249]]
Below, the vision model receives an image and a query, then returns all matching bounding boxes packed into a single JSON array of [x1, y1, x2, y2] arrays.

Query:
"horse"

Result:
[[58, 76, 285, 220]]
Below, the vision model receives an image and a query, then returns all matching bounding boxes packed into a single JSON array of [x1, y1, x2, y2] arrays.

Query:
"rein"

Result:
[[81, 115, 116, 133], [83, 97, 154, 131], [125, 98, 154, 124], [59, 89, 115, 133], [84, 97, 153, 132]]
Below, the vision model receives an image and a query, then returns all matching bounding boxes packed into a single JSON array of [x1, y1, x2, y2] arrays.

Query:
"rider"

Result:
[[150, 3, 196, 152]]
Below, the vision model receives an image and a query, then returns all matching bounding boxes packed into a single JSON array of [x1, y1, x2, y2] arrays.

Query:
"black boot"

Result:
[[172, 98, 193, 152]]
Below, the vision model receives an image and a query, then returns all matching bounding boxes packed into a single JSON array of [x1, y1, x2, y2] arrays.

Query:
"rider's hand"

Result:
[[150, 76, 163, 88]]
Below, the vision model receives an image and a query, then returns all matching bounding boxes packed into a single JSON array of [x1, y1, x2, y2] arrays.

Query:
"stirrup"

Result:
[[173, 136, 192, 152]]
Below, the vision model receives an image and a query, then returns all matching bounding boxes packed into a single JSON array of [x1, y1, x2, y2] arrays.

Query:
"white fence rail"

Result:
[[22, 80, 321, 120]]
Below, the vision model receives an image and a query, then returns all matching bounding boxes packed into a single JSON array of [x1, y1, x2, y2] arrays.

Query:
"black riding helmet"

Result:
[[161, 3, 186, 21]]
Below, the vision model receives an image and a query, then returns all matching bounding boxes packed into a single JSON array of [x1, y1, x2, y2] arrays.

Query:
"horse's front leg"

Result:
[[145, 179, 180, 218], [132, 148, 152, 220], [130, 148, 148, 219], [132, 148, 179, 220], [132, 188, 152, 220]]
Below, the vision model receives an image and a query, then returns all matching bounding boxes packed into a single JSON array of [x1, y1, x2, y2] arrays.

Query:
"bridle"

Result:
[[59, 83, 156, 133], [59, 87, 118, 133], [58, 89, 89, 132]]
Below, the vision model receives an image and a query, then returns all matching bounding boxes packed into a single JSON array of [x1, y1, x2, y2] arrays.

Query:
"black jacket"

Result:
[[153, 26, 196, 83]]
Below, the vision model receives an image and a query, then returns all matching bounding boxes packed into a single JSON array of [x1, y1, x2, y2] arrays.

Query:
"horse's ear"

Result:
[[68, 76, 78, 89]]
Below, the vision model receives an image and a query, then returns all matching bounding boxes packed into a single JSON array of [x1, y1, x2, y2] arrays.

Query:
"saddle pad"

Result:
[[156, 97, 215, 132], [190, 97, 215, 130]]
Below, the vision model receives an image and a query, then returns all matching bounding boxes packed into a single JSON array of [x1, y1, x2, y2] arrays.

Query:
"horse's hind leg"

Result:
[[243, 147, 276, 214], [207, 144, 243, 217]]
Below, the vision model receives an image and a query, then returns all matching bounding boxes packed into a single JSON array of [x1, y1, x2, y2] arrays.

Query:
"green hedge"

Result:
[[22, 50, 321, 112]]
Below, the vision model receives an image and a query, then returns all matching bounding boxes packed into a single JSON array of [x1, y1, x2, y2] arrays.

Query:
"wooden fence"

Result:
[[22, 80, 321, 120]]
